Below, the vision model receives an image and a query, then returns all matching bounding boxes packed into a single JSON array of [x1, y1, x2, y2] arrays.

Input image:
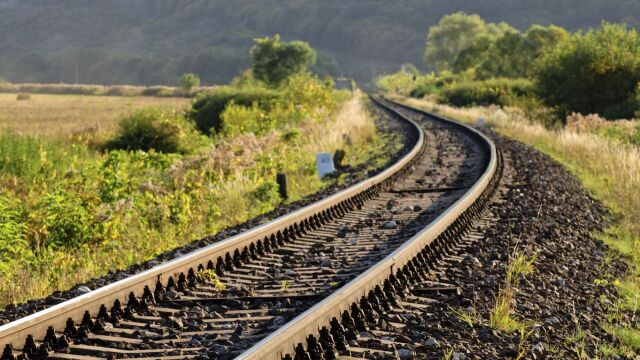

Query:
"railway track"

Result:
[[0, 97, 498, 360]]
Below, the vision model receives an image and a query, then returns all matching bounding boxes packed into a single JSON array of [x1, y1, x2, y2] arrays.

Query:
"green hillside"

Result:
[[1, 0, 639, 85]]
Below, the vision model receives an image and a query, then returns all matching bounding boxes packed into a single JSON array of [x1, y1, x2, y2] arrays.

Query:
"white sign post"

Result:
[[316, 152, 335, 178], [476, 117, 485, 127]]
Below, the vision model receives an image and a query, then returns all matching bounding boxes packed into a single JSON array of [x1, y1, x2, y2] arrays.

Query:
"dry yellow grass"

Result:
[[0, 93, 190, 141], [303, 90, 376, 154]]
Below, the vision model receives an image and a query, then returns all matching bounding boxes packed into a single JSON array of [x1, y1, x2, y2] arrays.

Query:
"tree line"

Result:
[[380, 12, 640, 120], [0, 0, 639, 85]]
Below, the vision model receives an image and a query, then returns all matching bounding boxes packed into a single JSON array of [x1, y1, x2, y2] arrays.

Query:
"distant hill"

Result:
[[1, 0, 638, 85]]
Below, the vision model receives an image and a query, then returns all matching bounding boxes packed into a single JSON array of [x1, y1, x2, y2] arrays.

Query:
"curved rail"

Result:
[[0, 98, 425, 351], [237, 97, 498, 359]]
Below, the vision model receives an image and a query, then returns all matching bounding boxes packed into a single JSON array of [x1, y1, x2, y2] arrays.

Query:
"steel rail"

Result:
[[237, 97, 497, 360], [0, 98, 425, 351]]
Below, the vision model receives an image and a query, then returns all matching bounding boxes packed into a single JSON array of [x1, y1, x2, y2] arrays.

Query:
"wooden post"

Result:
[[276, 173, 288, 200]]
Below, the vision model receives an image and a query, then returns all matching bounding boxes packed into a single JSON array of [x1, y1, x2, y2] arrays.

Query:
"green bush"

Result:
[[410, 81, 438, 98], [251, 35, 317, 87], [535, 23, 640, 119], [221, 102, 273, 136], [106, 108, 200, 153], [439, 78, 534, 107], [180, 73, 201, 91], [189, 86, 277, 135]]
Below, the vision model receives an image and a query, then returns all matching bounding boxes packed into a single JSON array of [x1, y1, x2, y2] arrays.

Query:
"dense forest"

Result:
[[1, 0, 640, 85]]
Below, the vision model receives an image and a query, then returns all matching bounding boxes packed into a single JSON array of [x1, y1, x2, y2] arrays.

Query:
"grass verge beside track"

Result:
[[0, 92, 396, 308]]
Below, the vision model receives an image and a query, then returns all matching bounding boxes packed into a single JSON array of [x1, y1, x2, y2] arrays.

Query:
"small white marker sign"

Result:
[[316, 152, 335, 178], [476, 117, 485, 127]]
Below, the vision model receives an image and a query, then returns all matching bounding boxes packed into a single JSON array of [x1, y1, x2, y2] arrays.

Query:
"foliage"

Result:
[[191, 73, 335, 137], [383, 15, 640, 122], [439, 78, 534, 107], [189, 86, 277, 135], [274, 73, 336, 123], [179, 73, 201, 91], [375, 71, 419, 95], [535, 23, 640, 119], [221, 102, 272, 137], [251, 35, 317, 87], [37, 191, 95, 249], [465, 25, 569, 79], [105, 108, 202, 153], [424, 12, 514, 70], [0, 194, 31, 266], [375, 71, 460, 98]]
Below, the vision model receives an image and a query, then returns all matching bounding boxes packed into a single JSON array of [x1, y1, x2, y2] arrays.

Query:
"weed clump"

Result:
[[489, 253, 536, 332], [105, 108, 203, 153], [439, 78, 534, 107], [189, 86, 277, 135]]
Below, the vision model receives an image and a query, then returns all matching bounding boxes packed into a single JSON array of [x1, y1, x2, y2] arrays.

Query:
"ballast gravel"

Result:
[[378, 133, 631, 359]]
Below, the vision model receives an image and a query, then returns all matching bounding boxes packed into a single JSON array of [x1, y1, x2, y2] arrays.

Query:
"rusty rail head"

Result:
[[236, 98, 497, 360], [0, 99, 425, 351]]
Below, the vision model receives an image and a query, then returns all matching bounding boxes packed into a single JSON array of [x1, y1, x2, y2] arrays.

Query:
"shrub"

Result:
[[16, 93, 31, 100], [221, 102, 273, 136], [105, 108, 200, 153], [375, 72, 416, 95], [180, 73, 201, 91], [251, 35, 317, 87], [189, 86, 277, 135], [535, 23, 640, 119], [439, 78, 534, 107]]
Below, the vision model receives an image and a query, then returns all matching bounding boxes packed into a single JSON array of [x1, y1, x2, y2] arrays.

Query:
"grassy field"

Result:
[[0, 88, 396, 307], [394, 95, 640, 355], [0, 94, 190, 141]]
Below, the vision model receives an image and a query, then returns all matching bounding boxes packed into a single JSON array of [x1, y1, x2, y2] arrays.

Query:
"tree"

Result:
[[452, 36, 494, 73], [525, 25, 569, 55], [472, 24, 568, 79], [535, 23, 640, 119], [251, 35, 317, 87], [179, 73, 200, 91], [476, 31, 528, 79], [424, 12, 514, 71]]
